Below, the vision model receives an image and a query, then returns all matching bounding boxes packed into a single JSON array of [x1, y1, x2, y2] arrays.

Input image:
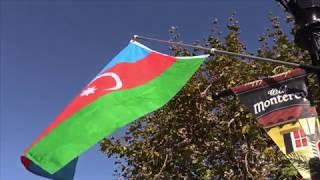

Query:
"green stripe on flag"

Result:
[[26, 56, 206, 173]]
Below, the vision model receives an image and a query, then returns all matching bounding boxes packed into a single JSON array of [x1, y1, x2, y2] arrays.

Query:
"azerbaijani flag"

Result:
[[21, 40, 208, 179]]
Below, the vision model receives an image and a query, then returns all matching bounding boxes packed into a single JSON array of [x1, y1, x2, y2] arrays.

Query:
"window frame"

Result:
[[290, 129, 308, 151]]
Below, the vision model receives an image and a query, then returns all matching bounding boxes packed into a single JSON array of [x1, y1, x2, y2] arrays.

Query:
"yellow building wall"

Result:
[[267, 122, 300, 153], [266, 121, 315, 179]]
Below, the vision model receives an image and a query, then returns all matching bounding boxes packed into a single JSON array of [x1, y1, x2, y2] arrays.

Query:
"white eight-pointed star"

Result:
[[80, 86, 97, 96]]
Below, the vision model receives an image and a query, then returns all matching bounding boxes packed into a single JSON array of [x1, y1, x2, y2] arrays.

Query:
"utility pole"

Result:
[[277, 0, 320, 81], [276, 1, 320, 179]]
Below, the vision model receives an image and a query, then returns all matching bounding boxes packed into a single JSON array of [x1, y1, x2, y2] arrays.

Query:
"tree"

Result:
[[100, 13, 320, 179]]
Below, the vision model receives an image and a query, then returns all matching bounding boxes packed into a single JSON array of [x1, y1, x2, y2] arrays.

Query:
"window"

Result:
[[291, 129, 308, 149]]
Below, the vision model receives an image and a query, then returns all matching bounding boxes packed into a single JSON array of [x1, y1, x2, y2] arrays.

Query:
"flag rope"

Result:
[[133, 35, 320, 73]]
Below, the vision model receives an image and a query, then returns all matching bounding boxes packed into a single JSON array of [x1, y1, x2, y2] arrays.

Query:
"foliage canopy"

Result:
[[100, 14, 320, 179]]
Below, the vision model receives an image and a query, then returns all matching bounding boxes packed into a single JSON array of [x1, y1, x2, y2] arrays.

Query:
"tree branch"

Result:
[[200, 84, 212, 97], [153, 154, 169, 180], [245, 152, 254, 179]]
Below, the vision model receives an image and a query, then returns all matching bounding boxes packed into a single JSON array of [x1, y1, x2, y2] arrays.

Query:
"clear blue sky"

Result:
[[1, 1, 289, 179]]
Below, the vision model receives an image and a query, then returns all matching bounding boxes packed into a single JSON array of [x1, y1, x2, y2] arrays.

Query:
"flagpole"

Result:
[[133, 35, 320, 73]]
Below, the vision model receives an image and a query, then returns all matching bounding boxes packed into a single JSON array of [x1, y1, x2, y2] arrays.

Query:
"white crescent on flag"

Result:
[[91, 72, 123, 91]]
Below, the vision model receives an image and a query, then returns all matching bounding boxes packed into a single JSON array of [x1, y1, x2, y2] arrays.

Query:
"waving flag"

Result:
[[21, 40, 208, 179]]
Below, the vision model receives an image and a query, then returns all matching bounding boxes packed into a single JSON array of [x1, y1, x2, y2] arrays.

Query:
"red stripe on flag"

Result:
[[21, 156, 32, 168], [24, 52, 175, 154]]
